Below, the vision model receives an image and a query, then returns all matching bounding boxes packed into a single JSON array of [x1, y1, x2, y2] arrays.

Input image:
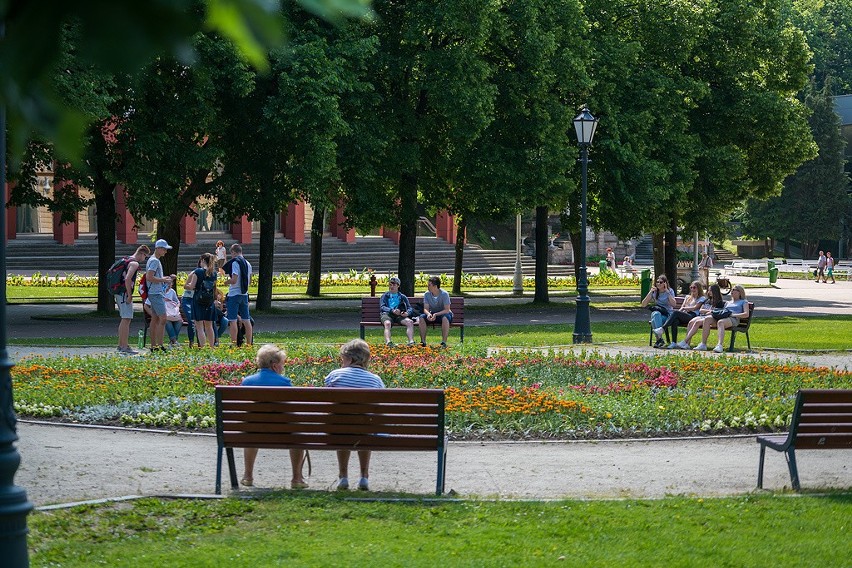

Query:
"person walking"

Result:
[[826, 251, 836, 284], [224, 243, 253, 346], [145, 239, 177, 353], [816, 250, 827, 283], [113, 245, 150, 355]]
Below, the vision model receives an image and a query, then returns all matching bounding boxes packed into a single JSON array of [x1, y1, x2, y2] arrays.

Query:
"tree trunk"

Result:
[[95, 183, 117, 313], [652, 233, 665, 280], [306, 207, 325, 296], [397, 174, 418, 296], [664, 220, 678, 290], [452, 216, 466, 295], [533, 205, 549, 304], [783, 237, 790, 258], [255, 213, 275, 310], [158, 210, 184, 277]]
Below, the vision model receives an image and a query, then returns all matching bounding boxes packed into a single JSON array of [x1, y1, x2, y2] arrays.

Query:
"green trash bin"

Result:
[[767, 260, 775, 272], [640, 269, 652, 299], [769, 267, 778, 284], [599, 260, 608, 274]]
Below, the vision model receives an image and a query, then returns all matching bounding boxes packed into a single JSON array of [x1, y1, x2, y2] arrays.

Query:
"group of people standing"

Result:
[[113, 240, 253, 354], [643, 275, 749, 353]]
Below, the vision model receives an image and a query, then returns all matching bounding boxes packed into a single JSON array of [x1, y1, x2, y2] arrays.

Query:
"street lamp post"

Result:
[[572, 106, 598, 344], [691, 230, 700, 283], [513, 213, 523, 295]]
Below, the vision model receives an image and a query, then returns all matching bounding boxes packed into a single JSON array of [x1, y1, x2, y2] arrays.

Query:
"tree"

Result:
[[742, 81, 849, 257]]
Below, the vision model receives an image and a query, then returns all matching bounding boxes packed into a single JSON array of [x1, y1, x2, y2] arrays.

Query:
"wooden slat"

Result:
[[222, 421, 438, 436], [796, 424, 852, 434], [792, 433, 852, 449], [223, 432, 440, 449], [221, 401, 439, 415], [799, 412, 852, 424], [222, 412, 439, 426], [217, 386, 443, 404], [798, 389, 852, 403]]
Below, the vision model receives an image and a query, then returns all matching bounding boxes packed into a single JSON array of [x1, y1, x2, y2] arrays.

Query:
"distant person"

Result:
[[698, 252, 714, 286], [643, 274, 677, 348], [622, 256, 635, 275], [215, 240, 226, 271], [816, 250, 826, 282], [224, 243, 253, 346], [113, 245, 150, 355], [324, 339, 385, 491], [825, 251, 836, 284], [161, 277, 183, 347], [379, 277, 416, 346], [418, 276, 453, 347], [145, 239, 177, 353], [240, 345, 307, 489], [606, 247, 616, 271], [185, 252, 218, 348]]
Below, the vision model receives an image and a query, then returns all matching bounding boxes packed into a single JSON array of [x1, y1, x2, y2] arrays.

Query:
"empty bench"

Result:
[[360, 295, 465, 342], [215, 386, 448, 495], [756, 389, 852, 490]]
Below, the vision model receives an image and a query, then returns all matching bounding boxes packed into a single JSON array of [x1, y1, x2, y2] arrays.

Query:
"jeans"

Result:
[[181, 296, 195, 345], [650, 310, 668, 329], [165, 320, 182, 342]]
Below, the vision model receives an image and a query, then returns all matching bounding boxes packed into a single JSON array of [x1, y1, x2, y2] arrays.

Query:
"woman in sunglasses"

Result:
[[659, 281, 705, 348], [642, 274, 677, 348]]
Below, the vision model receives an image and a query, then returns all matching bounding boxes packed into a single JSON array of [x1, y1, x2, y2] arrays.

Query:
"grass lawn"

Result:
[[11, 315, 852, 351], [29, 493, 852, 567]]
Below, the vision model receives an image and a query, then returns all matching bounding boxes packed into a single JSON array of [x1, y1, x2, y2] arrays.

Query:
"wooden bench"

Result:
[[215, 386, 448, 495], [649, 300, 754, 352], [756, 389, 852, 490], [359, 295, 465, 342]]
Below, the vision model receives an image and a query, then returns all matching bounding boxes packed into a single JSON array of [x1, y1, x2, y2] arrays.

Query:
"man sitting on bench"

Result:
[[379, 277, 416, 347], [418, 275, 453, 348]]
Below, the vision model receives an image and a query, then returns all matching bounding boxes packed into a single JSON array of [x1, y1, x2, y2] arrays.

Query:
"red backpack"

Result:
[[138, 274, 148, 300]]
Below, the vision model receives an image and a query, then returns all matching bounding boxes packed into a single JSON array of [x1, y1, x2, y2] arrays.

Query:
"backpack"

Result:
[[106, 257, 131, 295], [138, 274, 148, 301], [196, 274, 215, 308]]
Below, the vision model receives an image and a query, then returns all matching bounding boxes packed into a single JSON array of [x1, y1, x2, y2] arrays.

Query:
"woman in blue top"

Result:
[[660, 281, 705, 349], [692, 285, 749, 353], [379, 277, 416, 346], [184, 253, 218, 348], [642, 274, 677, 347], [240, 344, 308, 489], [324, 339, 385, 491]]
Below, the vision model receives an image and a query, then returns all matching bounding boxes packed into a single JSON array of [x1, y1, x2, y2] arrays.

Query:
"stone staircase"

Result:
[[633, 235, 654, 265], [5, 233, 574, 277]]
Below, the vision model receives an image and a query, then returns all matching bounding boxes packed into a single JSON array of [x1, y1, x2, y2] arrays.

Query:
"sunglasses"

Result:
[[689, 285, 697, 289]]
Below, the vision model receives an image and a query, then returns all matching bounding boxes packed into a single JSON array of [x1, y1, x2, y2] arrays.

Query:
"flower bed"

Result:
[[12, 347, 851, 439]]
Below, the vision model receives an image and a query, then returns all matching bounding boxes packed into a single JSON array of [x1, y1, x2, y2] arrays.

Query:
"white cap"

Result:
[[154, 239, 172, 250]]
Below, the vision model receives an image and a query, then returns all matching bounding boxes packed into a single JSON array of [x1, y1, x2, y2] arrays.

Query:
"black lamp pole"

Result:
[[572, 106, 598, 344], [0, 21, 34, 566]]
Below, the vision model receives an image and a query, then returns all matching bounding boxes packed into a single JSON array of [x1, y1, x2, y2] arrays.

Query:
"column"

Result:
[[51, 179, 77, 245], [329, 205, 355, 243], [180, 210, 197, 244], [115, 184, 138, 244], [380, 226, 400, 245], [230, 215, 252, 243], [280, 201, 305, 244], [435, 210, 457, 244]]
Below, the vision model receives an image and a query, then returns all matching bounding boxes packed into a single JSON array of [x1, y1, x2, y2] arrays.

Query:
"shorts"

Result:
[[380, 312, 409, 325], [227, 294, 251, 321], [423, 312, 453, 324], [115, 294, 133, 319], [148, 294, 167, 316]]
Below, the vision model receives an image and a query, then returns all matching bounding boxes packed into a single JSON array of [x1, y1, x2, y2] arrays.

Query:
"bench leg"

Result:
[[360, 325, 365, 340], [745, 330, 751, 351], [786, 449, 800, 491], [757, 443, 767, 489], [215, 445, 224, 495], [226, 447, 239, 491], [728, 330, 737, 352], [460, 326, 464, 343], [436, 444, 447, 496]]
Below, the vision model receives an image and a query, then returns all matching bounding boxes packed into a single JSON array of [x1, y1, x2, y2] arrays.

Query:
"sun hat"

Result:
[[389, 277, 401, 285], [154, 239, 173, 250]]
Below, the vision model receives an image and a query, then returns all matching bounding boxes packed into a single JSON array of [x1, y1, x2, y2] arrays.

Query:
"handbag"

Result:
[[711, 308, 732, 320], [647, 305, 667, 315]]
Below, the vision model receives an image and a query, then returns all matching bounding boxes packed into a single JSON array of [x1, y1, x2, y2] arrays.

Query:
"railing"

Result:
[[417, 216, 437, 237]]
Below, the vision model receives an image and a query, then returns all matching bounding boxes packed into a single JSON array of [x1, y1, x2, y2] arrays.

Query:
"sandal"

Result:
[[240, 477, 253, 487]]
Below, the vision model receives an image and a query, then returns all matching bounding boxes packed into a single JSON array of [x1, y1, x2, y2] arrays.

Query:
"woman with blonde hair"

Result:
[[185, 252, 218, 347], [682, 285, 749, 353]]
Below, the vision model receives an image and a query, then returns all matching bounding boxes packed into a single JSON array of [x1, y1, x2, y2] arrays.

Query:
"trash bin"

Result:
[[599, 260, 608, 274], [640, 269, 652, 298], [769, 267, 778, 284], [767, 260, 775, 271]]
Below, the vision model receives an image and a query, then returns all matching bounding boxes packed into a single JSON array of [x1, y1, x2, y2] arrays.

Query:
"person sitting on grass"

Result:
[[418, 276, 453, 348], [660, 281, 705, 349], [241, 344, 308, 490], [324, 339, 385, 491], [379, 277, 416, 347]]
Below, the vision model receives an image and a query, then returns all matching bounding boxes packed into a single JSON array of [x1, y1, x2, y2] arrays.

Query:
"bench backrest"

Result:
[[789, 389, 852, 449], [216, 386, 446, 451], [361, 295, 465, 323], [736, 302, 755, 331]]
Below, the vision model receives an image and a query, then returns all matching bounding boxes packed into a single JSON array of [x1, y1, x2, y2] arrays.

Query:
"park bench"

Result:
[[756, 389, 852, 490], [649, 300, 754, 352], [722, 261, 765, 275], [359, 295, 465, 342], [215, 386, 448, 495]]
